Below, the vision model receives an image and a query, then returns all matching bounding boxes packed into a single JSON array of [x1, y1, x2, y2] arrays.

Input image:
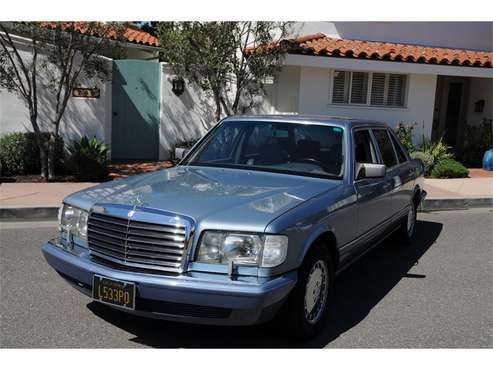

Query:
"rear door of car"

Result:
[[371, 128, 404, 217], [353, 128, 394, 238], [388, 129, 416, 214]]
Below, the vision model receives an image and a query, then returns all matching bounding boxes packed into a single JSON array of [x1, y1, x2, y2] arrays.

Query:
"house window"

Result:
[[350, 72, 369, 104], [331, 70, 407, 107]]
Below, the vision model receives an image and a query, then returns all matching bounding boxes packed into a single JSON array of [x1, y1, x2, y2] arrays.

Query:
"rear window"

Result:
[[372, 129, 398, 168], [390, 133, 408, 163]]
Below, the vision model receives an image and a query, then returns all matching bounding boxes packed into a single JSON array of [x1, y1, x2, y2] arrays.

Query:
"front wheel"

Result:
[[277, 244, 334, 339]]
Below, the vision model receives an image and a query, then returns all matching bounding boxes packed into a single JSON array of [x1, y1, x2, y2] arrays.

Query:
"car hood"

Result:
[[65, 166, 342, 232]]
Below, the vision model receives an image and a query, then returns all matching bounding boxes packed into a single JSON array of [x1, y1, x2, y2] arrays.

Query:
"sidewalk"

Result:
[[424, 178, 493, 199], [1, 171, 492, 219], [0, 182, 97, 208], [423, 177, 493, 210]]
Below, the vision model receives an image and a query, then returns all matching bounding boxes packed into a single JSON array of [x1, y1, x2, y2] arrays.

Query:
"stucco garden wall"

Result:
[[0, 41, 111, 146]]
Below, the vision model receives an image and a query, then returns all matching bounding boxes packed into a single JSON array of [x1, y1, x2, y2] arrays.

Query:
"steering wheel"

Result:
[[296, 158, 331, 172]]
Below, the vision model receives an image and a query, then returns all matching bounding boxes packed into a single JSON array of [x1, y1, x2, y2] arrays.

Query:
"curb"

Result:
[[1, 198, 492, 220], [422, 198, 493, 211]]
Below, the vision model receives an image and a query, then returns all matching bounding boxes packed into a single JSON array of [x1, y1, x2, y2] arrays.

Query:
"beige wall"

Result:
[[466, 77, 493, 127]]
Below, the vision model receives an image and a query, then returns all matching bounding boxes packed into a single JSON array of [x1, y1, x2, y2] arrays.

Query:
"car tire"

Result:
[[277, 243, 334, 339], [396, 196, 418, 244]]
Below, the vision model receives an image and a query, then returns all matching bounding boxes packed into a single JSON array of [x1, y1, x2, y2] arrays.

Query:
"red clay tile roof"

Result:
[[251, 33, 493, 68], [43, 22, 159, 47], [123, 26, 159, 47]]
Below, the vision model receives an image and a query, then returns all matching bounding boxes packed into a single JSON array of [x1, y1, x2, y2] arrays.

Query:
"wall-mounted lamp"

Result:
[[171, 76, 185, 96], [474, 99, 485, 113]]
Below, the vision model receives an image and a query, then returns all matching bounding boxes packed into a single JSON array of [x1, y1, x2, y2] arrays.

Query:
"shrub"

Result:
[[431, 159, 469, 179], [0, 132, 64, 175], [67, 136, 108, 181], [393, 123, 416, 153], [420, 137, 453, 164], [410, 151, 434, 176]]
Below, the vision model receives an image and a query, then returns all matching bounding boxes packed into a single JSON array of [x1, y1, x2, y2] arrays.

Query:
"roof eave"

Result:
[[284, 53, 493, 79]]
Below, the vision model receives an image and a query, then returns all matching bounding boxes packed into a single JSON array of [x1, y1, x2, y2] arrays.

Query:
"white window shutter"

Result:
[[350, 72, 369, 104], [370, 73, 386, 106], [386, 74, 406, 106], [332, 71, 349, 104]]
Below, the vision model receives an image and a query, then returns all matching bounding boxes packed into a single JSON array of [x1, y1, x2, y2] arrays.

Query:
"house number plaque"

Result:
[[72, 87, 100, 98]]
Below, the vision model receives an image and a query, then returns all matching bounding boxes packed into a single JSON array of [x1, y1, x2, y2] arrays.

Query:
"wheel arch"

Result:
[[300, 230, 340, 272], [412, 184, 422, 207]]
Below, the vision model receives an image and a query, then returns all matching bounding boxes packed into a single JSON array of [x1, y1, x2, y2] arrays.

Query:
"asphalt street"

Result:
[[1, 209, 492, 348]]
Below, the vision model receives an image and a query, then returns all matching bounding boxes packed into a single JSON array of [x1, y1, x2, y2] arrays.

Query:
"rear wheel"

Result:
[[396, 195, 418, 243], [277, 243, 334, 339]]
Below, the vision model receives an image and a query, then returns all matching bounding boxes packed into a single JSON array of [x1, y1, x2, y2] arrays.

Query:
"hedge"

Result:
[[431, 159, 469, 179], [0, 132, 65, 175]]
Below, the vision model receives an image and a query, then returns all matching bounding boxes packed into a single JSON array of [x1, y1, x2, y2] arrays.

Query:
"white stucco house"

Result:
[[261, 22, 493, 151], [1, 22, 492, 161]]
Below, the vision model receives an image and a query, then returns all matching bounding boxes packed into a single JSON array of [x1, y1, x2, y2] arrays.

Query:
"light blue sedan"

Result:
[[42, 115, 426, 338]]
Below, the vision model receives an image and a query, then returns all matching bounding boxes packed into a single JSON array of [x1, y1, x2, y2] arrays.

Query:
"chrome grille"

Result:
[[87, 206, 192, 273]]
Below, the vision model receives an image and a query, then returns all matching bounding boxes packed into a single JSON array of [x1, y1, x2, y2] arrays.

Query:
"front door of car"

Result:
[[353, 129, 394, 238]]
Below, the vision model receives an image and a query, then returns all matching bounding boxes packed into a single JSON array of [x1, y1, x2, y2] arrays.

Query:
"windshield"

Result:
[[184, 120, 345, 179]]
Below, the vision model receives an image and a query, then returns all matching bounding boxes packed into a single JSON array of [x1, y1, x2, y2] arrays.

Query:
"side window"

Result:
[[373, 129, 398, 168], [354, 130, 378, 164], [389, 132, 408, 163]]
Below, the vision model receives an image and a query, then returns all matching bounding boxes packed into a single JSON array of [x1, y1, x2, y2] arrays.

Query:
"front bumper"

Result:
[[42, 241, 296, 325]]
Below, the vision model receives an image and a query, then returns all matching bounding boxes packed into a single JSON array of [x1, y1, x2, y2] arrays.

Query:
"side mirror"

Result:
[[355, 163, 386, 180]]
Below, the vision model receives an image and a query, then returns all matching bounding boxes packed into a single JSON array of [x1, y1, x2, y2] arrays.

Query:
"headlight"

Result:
[[196, 231, 288, 268], [58, 204, 89, 240]]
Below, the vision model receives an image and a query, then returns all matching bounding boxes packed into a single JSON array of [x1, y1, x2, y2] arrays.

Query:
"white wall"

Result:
[[281, 66, 437, 144], [263, 66, 300, 114], [294, 22, 493, 52], [0, 40, 111, 148], [157, 63, 296, 159], [158, 64, 215, 159]]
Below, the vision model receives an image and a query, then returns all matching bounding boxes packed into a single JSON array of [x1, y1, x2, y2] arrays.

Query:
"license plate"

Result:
[[93, 275, 135, 310]]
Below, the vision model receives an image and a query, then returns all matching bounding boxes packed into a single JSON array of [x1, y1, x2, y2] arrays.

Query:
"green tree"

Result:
[[0, 22, 125, 179], [157, 21, 291, 121]]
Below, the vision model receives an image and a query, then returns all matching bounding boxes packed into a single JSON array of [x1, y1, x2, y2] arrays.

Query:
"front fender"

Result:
[[296, 223, 337, 267]]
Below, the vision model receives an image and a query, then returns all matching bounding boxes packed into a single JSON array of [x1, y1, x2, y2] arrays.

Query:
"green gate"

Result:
[[111, 60, 160, 160]]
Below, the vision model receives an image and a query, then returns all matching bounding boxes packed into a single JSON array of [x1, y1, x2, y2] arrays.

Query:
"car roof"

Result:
[[223, 114, 388, 129]]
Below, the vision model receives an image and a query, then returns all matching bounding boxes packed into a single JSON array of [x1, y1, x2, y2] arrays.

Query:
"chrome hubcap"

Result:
[[407, 203, 416, 236], [304, 260, 329, 324]]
